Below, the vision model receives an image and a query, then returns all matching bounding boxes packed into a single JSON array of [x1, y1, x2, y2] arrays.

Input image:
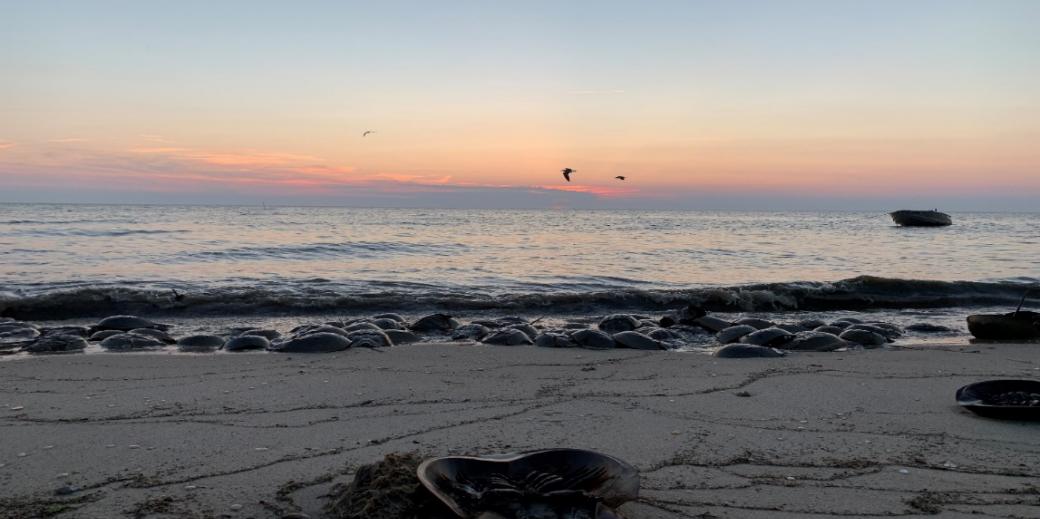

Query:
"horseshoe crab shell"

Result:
[[956, 379, 1040, 420], [740, 327, 795, 347], [966, 311, 1040, 341], [417, 448, 639, 519]]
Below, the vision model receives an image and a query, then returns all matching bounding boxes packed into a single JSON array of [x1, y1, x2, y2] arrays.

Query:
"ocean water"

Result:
[[1, 204, 1037, 338]]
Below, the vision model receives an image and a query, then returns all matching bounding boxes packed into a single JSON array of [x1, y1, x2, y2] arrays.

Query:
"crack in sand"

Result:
[[4, 345, 1038, 518], [111, 400, 562, 490], [0, 394, 543, 425]]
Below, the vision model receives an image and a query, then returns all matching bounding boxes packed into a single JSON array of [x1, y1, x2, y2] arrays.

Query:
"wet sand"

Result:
[[1, 343, 1038, 518]]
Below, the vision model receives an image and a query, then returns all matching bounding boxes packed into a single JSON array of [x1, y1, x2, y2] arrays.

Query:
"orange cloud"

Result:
[[124, 145, 524, 194], [372, 173, 454, 184], [289, 165, 358, 177], [131, 146, 185, 154], [0, 140, 15, 151], [138, 134, 172, 143], [2, 141, 653, 201]]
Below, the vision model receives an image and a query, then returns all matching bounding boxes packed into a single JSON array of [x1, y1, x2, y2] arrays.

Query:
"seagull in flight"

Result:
[[561, 168, 575, 182], [615, 176, 626, 181], [362, 130, 375, 137]]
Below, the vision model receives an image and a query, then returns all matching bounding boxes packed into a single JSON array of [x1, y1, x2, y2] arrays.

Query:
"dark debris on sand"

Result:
[[324, 452, 454, 519], [0, 493, 96, 519]]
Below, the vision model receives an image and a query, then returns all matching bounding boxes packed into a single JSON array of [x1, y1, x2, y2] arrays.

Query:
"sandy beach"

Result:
[[2, 343, 1038, 518], [6, 1, 1040, 517]]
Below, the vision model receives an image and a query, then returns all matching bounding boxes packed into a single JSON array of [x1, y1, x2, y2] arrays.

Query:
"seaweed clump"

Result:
[[325, 452, 453, 519]]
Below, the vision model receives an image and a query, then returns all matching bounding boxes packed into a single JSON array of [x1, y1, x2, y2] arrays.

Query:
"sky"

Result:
[[1, 0, 1038, 210]]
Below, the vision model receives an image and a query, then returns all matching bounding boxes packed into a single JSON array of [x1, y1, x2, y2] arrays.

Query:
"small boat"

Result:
[[890, 210, 952, 227]]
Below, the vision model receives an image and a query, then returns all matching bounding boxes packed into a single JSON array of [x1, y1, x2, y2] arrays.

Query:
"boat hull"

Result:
[[890, 210, 952, 227]]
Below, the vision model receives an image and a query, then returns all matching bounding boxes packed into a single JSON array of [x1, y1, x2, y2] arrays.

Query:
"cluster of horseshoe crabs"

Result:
[[1, 305, 919, 357]]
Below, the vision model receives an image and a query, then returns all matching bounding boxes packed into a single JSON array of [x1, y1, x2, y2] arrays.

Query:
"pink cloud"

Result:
[[1, 142, 645, 202], [130, 146, 325, 168], [0, 139, 15, 151], [127, 145, 595, 196], [534, 184, 636, 198]]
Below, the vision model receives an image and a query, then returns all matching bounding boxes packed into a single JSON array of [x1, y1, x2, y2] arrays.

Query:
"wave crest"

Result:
[[1, 276, 1036, 320]]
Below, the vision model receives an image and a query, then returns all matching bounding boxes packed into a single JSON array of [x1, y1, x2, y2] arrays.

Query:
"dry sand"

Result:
[[1, 343, 1038, 518]]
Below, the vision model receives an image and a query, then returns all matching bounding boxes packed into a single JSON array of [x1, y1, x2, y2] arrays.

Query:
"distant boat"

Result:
[[889, 209, 952, 227]]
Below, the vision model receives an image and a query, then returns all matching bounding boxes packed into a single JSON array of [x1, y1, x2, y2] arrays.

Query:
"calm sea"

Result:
[[1, 204, 1037, 334]]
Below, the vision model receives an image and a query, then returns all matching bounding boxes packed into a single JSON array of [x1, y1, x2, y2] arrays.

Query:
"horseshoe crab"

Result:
[[417, 448, 639, 519], [411, 313, 461, 333], [967, 289, 1040, 341], [597, 314, 640, 334], [714, 344, 785, 358], [716, 325, 756, 344], [740, 327, 795, 347], [92, 315, 170, 332], [956, 379, 1040, 420], [967, 311, 1040, 341]]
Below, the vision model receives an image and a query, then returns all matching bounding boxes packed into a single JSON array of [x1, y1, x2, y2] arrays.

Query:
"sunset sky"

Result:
[[1, 0, 1038, 210]]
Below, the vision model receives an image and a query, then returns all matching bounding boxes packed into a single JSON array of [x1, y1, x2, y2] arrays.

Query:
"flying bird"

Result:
[[615, 176, 626, 181], [362, 130, 375, 137], [561, 168, 575, 182]]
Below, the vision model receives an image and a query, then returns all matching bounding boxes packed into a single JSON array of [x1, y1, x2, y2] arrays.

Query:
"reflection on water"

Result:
[[2, 205, 1037, 296]]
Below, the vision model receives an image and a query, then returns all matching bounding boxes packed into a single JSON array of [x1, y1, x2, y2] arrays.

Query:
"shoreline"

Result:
[[2, 343, 1038, 518], [3, 275, 1036, 323], [1, 305, 984, 360]]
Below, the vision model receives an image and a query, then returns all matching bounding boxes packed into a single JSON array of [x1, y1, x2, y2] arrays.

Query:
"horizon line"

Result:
[[0, 200, 1037, 215]]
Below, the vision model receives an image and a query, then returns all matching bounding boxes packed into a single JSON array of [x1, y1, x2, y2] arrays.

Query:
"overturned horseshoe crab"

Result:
[[417, 448, 639, 519], [956, 379, 1040, 420]]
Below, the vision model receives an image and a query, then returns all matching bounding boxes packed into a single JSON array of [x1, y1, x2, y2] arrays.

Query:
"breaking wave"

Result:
[[1, 276, 1036, 321]]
